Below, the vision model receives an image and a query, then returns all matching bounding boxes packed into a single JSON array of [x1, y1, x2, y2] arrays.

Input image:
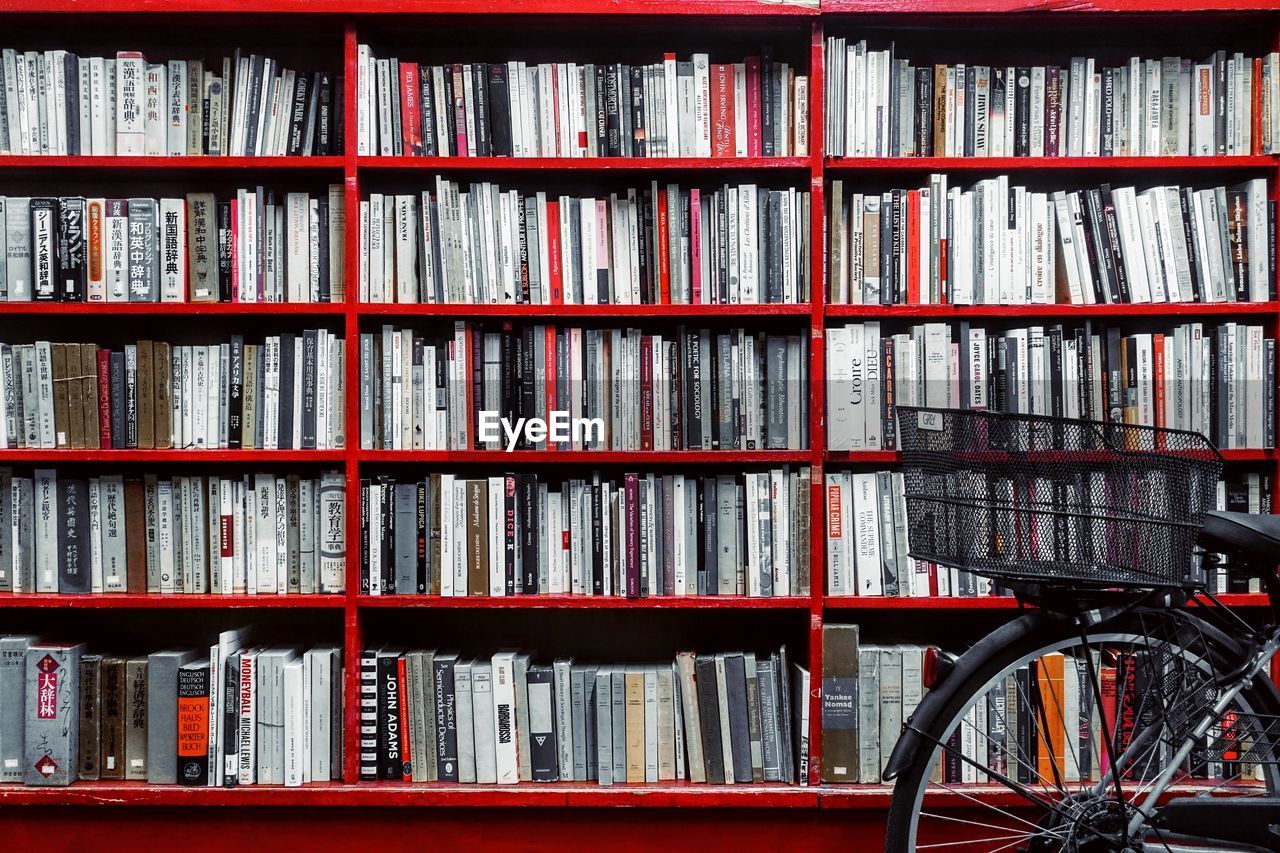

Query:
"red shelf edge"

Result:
[[357, 303, 813, 317], [826, 155, 1278, 170], [0, 302, 347, 315], [0, 155, 344, 169], [825, 301, 1280, 318], [0, 594, 346, 609], [359, 156, 812, 171], [358, 450, 812, 464], [0, 449, 347, 462], [358, 595, 812, 609]]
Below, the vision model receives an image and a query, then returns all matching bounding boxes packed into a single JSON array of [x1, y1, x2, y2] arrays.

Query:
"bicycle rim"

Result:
[[888, 616, 1280, 852]]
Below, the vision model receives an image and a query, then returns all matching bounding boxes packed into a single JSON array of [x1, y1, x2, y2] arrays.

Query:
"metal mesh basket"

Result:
[[897, 407, 1224, 590]]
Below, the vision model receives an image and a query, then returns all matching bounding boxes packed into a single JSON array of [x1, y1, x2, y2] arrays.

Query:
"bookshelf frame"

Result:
[[0, 2, 1277, 845]]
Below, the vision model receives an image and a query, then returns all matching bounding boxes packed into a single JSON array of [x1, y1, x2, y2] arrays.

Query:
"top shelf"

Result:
[[822, 0, 1280, 12], [0, 0, 820, 14]]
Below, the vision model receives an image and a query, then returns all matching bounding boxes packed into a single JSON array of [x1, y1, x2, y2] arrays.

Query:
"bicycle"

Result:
[[883, 406, 1280, 853]]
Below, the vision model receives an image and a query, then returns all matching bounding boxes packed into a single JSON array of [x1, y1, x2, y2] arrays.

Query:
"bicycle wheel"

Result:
[[885, 609, 1280, 852]]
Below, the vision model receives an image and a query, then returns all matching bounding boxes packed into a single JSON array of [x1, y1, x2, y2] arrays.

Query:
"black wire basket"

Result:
[[896, 407, 1224, 590]]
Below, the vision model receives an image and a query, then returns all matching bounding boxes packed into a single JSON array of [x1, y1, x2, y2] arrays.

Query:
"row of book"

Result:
[[359, 324, 809, 452], [824, 43, 1278, 158], [0, 469, 346, 595], [360, 181, 811, 306], [825, 322, 1276, 451], [360, 646, 809, 785], [0, 633, 343, 787], [0, 333, 346, 452], [356, 48, 808, 159], [0, 189, 346, 304], [360, 468, 812, 599], [0, 49, 339, 157], [827, 177, 1273, 306]]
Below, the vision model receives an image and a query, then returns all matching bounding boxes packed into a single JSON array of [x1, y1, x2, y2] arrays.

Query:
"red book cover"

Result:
[[639, 335, 654, 451], [545, 200, 563, 303], [745, 57, 762, 157], [656, 189, 671, 304], [624, 472, 640, 599], [549, 64, 562, 155], [229, 198, 239, 302], [689, 188, 702, 304], [451, 64, 468, 157], [938, 232, 949, 305], [96, 349, 112, 448], [397, 657, 411, 781], [711, 64, 733, 158], [1099, 661, 1118, 778], [906, 190, 921, 304], [400, 62, 423, 156]]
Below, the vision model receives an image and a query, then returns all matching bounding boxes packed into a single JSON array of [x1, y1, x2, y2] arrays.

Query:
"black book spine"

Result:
[[685, 329, 703, 449], [57, 196, 86, 302], [915, 68, 933, 157], [694, 475, 707, 595], [963, 66, 976, 158], [109, 351, 126, 449], [359, 479, 371, 595], [471, 63, 490, 158], [442, 70, 457, 157], [216, 201, 232, 301], [432, 657, 459, 782], [333, 74, 343, 155], [221, 652, 240, 787], [594, 64, 608, 155], [695, 655, 725, 784], [630, 65, 646, 157], [315, 72, 334, 156], [317, 195, 330, 302], [228, 335, 243, 448], [604, 64, 622, 157], [358, 650, 378, 781], [277, 333, 295, 449], [486, 64, 511, 157], [503, 474, 517, 596], [57, 477, 90, 593], [300, 329, 318, 450], [526, 666, 559, 780], [420, 68, 436, 157], [702, 477, 718, 594], [1098, 185, 1130, 303], [1013, 68, 1031, 157], [287, 72, 310, 156], [376, 652, 403, 781], [761, 46, 775, 157], [1179, 189, 1203, 301], [520, 473, 537, 594], [243, 56, 266, 156], [520, 326, 535, 446], [590, 476, 604, 595], [724, 653, 752, 783]]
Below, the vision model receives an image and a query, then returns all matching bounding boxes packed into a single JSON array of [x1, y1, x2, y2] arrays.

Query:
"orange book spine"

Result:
[[397, 657, 411, 781], [1035, 654, 1066, 784], [1152, 332, 1166, 430]]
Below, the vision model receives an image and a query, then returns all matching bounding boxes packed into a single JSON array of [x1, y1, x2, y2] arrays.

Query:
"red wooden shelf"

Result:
[[0, 449, 346, 463], [825, 449, 1274, 463], [359, 449, 812, 464], [826, 301, 1280, 319], [359, 302, 812, 318], [826, 155, 1277, 171], [822, 0, 1279, 13], [359, 594, 812, 609], [360, 156, 812, 172], [0, 781, 818, 807], [0, 155, 344, 170], [0, 594, 346, 609], [0, 0, 819, 14], [824, 593, 1273, 610], [1, 302, 346, 316]]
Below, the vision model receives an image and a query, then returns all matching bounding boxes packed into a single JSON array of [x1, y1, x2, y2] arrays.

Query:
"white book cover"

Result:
[[282, 659, 304, 787], [852, 472, 883, 596], [255, 473, 277, 594], [1111, 186, 1152, 302], [491, 652, 519, 783]]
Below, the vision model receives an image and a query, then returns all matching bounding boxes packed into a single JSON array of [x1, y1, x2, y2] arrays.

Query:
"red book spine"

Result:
[[397, 657, 411, 781], [906, 190, 921, 304], [939, 230, 949, 305], [624, 472, 640, 599], [656, 189, 671, 304], [689, 188, 702, 305], [745, 57, 762, 158], [1152, 332, 1166, 430], [639, 335, 653, 451], [546, 200, 563, 304], [96, 349, 112, 448], [229, 198, 239, 302], [711, 64, 732, 158], [400, 62, 422, 157], [452, 64, 468, 157], [1099, 663, 1117, 778]]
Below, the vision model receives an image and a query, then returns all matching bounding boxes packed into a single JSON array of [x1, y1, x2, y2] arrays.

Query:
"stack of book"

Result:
[[0, 468, 346, 595], [0, 332, 346, 451], [0, 188, 345, 303], [0, 633, 342, 787], [360, 646, 808, 785], [361, 180, 810, 305], [826, 321, 1276, 451], [827, 176, 1273, 305], [360, 468, 811, 598], [360, 324, 809, 452], [824, 42, 1279, 157], [357, 46, 808, 158], [0, 49, 340, 157]]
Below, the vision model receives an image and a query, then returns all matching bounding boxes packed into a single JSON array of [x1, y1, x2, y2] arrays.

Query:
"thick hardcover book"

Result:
[[724, 653, 752, 784], [56, 477, 90, 593], [432, 653, 459, 782], [0, 635, 36, 783], [30, 198, 57, 301], [127, 197, 158, 302], [24, 642, 84, 785], [820, 624, 859, 782], [176, 661, 211, 785], [146, 649, 198, 784], [57, 196, 86, 302], [376, 649, 404, 781], [124, 656, 148, 780], [695, 654, 725, 784], [526, 664, 558, 781], [98, 657, 126, 781]]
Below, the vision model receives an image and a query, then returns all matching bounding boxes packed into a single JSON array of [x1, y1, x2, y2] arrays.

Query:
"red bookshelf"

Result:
[[0, 3, 1277, 851]]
